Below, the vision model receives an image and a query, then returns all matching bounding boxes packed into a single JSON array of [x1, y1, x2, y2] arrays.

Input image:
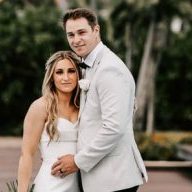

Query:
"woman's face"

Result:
[[53, 59, 78, 94]]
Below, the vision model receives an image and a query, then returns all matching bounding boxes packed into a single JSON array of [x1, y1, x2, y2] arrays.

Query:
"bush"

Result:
[[179, 136, 192, 144], [135, 132, 180, 160]]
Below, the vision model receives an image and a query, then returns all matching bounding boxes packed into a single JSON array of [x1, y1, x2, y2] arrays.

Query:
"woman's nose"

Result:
[[63, 72, 69, 81]]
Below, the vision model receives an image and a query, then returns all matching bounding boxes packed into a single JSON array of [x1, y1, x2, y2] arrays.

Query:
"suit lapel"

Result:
[[78, 46, 106, 119]]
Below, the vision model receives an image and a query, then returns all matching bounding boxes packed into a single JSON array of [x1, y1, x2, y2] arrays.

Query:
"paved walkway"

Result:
[[0, 137, 192, 192]]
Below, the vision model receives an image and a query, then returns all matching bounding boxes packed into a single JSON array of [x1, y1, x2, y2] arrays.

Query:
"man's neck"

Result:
[[82, 41, 104, 68], [83, 40, 101, 60]]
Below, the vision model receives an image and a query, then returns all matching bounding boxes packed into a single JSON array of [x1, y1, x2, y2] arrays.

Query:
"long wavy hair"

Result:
[[42, 50, 81, 141]]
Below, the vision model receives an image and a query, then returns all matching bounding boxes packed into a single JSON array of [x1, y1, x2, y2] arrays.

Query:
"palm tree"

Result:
[[110, 0, 192, 133]]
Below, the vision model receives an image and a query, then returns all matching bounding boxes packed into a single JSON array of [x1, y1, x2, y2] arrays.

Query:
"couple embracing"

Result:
[[18, 8, 148, 192]]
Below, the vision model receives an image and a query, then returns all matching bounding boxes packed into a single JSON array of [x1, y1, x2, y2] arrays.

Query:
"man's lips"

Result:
[[74, 45, 85, 49]]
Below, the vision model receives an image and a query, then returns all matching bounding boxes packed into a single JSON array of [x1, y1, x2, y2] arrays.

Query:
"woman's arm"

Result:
[[18, 97, 47, 192]]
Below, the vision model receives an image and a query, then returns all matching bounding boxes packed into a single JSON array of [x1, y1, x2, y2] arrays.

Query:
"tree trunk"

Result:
[[145, 23, 168, 134], [125, 24, 132, 70], [90, 0, 97, 11], [77, 0, 87, 7], [135, 19, 155, 130], [54, 0, 69, 11], [146, 57, 155, 134]]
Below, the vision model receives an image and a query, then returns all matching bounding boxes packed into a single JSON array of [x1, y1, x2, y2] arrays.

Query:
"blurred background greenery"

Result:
[[0, 0, 192, 143]]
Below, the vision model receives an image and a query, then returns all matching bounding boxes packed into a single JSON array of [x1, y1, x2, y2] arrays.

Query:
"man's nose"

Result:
[[73, 34, 81, 44]]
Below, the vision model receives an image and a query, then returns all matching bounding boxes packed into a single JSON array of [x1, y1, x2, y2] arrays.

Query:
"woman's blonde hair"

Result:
[[42, 50, 81, 141]]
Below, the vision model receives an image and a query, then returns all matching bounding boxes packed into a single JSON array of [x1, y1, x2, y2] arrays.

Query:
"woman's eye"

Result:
[[55, 71, 63, 74], [68, 69, 76, 73]]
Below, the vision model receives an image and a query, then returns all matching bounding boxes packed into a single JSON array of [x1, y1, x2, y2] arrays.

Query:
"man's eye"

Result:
[[67, 33, 74, 38], [79, 31, 86, 35]]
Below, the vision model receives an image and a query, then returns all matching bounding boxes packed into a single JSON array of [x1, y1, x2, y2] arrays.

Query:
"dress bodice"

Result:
[[39, 118, 78, 164], [41, 118, 78, 142], [34, 118, 80, 192]]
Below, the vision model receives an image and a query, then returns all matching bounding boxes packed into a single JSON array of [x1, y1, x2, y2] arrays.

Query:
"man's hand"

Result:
[[51, 154, 79, 177]]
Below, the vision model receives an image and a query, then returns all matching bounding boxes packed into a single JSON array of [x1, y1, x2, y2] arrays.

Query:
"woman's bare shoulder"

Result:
[[31, 96, 47, 107], [27, 96, 47, 118], [30, 96, 46, 109]]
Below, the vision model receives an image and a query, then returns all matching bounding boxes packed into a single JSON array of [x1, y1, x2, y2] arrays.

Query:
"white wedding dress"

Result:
[[33, 118, 80, 192]]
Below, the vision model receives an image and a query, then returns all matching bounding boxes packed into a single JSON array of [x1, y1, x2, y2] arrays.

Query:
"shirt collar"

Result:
[[83, 41, 104, 68]]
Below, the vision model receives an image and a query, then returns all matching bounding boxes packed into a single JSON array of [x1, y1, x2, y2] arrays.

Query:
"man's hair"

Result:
[[63, 8, 98, 29]]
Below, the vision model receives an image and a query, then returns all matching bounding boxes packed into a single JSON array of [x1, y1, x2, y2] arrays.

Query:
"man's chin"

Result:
[[72, 49, 86, 57], [76, 52, 87, 58]]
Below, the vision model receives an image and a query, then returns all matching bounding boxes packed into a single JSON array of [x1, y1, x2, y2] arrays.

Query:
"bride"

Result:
[[17, 51, 82, 192]]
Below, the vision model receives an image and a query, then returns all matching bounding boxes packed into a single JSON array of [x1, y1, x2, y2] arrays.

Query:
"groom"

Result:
[[52, 8, 148, 192]]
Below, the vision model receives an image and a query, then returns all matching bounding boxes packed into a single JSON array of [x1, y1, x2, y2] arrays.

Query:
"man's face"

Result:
[[65, 18, 100, 58]]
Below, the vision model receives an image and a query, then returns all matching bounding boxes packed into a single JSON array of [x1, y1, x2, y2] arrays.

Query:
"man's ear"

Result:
[[94, 25, 100, 33]]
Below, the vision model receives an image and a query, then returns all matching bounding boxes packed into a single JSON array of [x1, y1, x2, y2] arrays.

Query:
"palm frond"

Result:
[[6, 180, 34, 192]]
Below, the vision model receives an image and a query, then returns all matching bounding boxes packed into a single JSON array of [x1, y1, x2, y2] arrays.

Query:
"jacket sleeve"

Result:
[[74, 67, 135, 172]]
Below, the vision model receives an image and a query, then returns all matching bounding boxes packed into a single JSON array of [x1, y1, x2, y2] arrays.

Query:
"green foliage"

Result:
[[1, 0, 192, 135], [0, 0, 67, 135], [136, 133, 179, 160], [156, 28, 192, 130], [6, 180, 18, 192], [6, 179, 34, 192], [110, 0, 192, 131], [179, 137, 192, 144]]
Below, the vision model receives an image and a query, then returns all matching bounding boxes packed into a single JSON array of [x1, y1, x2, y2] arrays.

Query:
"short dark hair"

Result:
[[63, 8, 98, 29]]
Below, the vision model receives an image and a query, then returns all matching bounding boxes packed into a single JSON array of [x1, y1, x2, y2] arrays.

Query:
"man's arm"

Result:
[[75, 67, 135, 172]]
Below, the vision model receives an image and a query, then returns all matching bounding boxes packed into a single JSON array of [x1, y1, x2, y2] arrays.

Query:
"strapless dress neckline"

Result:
[[33, 118, 80, 192]]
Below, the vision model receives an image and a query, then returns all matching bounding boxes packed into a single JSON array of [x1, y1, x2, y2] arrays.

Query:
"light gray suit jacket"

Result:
[[75, 45, 148, 192]]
